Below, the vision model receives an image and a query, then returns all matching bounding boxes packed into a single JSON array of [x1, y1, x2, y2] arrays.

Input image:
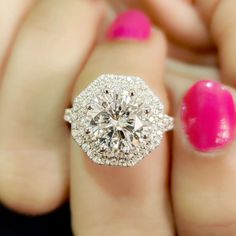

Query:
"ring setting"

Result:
[[65, 74, 174, 167]]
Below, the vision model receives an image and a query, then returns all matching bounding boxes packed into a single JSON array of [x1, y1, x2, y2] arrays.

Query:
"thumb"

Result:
[[196, 0, 236, 86]]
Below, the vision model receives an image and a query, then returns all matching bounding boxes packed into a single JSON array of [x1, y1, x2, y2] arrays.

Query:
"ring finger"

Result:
[[69, 10, 174, 236]]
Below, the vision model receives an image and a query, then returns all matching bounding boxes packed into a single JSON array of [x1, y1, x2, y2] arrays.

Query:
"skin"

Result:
[[0, 0, 236, 235]]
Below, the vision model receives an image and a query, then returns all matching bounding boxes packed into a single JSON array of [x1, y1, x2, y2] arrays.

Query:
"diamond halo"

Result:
[[64, 74, 174, 167]]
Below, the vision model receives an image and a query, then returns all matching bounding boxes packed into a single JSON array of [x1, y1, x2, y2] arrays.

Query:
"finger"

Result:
[[70, 10, 174, 236], [0, 0, 35, 72], [196, 0, 236, 86], [172, 80, 236, 236], [0, 0, 103, 214], [141, 0, 212, 49]]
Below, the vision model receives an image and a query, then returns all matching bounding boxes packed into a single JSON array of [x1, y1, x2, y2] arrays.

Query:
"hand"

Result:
[[105, 1, 236, 236], [1, 1, 236, 236]]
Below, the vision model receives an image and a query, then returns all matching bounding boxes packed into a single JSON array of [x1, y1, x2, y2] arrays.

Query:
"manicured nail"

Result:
[[107, 10, 151, 40], [181, 80, 236, 152]]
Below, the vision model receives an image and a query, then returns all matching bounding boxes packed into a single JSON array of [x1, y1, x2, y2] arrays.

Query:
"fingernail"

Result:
[[107, 9, 151, 40], [181, 80, 236, 152]]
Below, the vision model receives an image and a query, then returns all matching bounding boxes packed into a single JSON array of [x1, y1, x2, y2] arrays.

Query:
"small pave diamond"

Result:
[[65, 74, 174, 167]]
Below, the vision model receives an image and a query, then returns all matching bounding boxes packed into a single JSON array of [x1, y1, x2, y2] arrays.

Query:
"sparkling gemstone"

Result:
[[86, 90, 152, 156], [65, 74, 173, 167]]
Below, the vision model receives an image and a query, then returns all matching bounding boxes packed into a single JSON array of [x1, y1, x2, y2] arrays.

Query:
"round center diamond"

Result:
[[65, 74, 174, 167], [87, 90, 152, 155]]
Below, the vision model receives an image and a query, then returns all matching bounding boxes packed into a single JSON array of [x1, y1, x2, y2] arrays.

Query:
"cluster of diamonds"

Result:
[[64, 74, 173, 167]]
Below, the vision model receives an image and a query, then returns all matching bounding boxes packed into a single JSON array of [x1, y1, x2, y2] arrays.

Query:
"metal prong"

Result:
[[163, 115, 174, 131], [64, 109, 72, 124]]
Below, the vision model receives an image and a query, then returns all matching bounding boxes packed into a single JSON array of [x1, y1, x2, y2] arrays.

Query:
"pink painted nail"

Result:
[[181, 80, 236, 152], [107, 10, 151, 40]]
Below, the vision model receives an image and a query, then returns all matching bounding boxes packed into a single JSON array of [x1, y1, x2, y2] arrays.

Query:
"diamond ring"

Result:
[[64, 74, 174, 167]]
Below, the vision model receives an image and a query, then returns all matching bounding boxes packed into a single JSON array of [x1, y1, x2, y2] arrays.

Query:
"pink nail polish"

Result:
[[181, 80, 236, 152], [107, 10, 151, 40]]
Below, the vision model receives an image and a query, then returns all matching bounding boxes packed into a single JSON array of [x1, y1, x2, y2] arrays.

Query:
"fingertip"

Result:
[[0, 183, 68, 216], [0, 151, 69, 215], [172, 79, 236, 236], [181, 80, 236, 152], [106, 9, 152, 41]]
